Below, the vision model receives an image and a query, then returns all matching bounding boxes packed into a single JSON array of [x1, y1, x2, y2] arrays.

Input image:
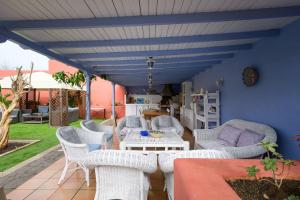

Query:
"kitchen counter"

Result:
[[125, 104, 160, 116]]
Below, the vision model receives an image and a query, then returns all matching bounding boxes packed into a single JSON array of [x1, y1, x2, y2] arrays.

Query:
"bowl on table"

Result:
[[150, 131, 163, 138], [140, 130, 149, 137]]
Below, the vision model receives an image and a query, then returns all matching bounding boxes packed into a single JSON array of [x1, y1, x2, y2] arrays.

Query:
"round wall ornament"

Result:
[[242, 66, 259, 87]]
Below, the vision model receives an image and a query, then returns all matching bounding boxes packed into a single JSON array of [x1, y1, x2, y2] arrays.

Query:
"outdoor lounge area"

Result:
[[1, 0, 300, 200]]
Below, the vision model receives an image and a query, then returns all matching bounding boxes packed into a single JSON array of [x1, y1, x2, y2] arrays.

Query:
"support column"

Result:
[[84, 71, 91, 121], [111, 82, 116, 119]]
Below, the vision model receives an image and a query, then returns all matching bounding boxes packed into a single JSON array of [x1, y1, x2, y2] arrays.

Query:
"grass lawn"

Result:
[[0, 119, 104, 172]]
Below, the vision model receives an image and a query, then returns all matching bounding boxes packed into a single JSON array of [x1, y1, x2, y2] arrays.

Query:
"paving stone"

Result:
[[1, 148, 63, 193]]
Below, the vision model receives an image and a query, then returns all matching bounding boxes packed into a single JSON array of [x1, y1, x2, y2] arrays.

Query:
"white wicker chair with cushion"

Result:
[[159, 150, 233, 200], [116, 115, 148, 141], [151, 115, 184, 137], [193, 119, 277, 159], [56, 126, 106, 186], [80, 120, 113, 149], [87, 150, 157, 200]]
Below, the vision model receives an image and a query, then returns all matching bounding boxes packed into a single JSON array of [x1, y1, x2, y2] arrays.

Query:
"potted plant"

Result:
[[229, 141, 300, 200]]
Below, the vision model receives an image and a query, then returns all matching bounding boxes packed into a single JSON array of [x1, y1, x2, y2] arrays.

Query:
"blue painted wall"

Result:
[[192, 20, 300, 159]]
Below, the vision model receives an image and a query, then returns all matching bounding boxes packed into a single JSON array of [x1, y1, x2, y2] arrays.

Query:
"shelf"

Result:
[[191, 93, 205, 97]]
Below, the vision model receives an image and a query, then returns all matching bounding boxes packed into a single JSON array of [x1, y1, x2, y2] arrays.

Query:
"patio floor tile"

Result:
[[24, 189, 56, 200], [72, 190, 96, 200], [60, 179, 84, 190], [150, 179, 165, 190], [32, 169, 58, 179], [17, 178, 47, 190], [148, 190, 168, 200], [6, 189, 34, 200], [5, 128, 192, 199], [80, 179, 96, 190], [47, 189, 78, 200], [38, 179, 61, 190]]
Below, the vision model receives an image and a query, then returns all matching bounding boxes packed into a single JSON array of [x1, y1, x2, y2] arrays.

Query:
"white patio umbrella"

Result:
[[0, 72, 84, 90]]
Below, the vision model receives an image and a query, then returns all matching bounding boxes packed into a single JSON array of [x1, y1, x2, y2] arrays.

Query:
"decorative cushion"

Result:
[[10, 109, 19, 116], [126, 116, 140, 128], [88, 144, 101, 152], [38, 106, 48, 113], [158, 116, 172, 128], [85, 121, 97, 131], [218, 125, 242, 147], [237, 129, 265, 147], [198, 139, 231, 149], [158, 127, 177, 133], [104, 133, 113, 141], [120, 127, 143, 136]]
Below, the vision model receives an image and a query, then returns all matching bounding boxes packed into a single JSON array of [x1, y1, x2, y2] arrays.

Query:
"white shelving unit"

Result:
[[192, 91, 220, 129]]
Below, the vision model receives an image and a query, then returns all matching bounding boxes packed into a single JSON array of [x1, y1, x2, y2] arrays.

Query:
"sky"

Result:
[[0, 40, 49, 70]]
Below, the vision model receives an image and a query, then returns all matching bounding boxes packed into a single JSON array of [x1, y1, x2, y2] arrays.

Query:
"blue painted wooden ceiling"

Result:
[[0, 0, 300, 86]]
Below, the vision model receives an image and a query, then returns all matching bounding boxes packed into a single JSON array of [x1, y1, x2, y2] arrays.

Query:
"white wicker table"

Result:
[[119, 131, 189, 154]]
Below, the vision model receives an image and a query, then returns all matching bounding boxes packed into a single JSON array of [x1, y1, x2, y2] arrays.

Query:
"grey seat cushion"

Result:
[[158, 116, 172, 128], [85, 121, 97, 131], [60, 128, 81, 144], [218, 125, 242, 146], [126, 116, 141, 128], [198, 139, 232, 149]]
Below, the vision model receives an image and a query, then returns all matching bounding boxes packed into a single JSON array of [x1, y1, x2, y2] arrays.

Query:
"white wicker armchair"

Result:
[[158, 150, 233, 200], [80, 120, 113, 149], [56, 126, 106, 186], [151, 115, 184, 137], [86, 150, 157, 200], [116, 116, 148, 141], [193, 119, 277, 158]]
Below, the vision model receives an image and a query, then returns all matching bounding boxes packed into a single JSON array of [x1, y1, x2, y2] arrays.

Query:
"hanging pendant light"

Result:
[[146, 57, 156, 94]]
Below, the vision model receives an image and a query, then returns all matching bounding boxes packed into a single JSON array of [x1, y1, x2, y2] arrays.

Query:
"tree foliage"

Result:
[[52, 70, 96, 88]]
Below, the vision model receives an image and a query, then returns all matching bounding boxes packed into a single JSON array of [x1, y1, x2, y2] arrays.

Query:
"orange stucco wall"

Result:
[[0, 60, 126, 119]]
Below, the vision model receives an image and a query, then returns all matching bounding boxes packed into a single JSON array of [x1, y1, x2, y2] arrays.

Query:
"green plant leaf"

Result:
[[287, 195, 300, 200], [282, 160, 295, 167], [261, 157, 277, 171], [246, 165, 260, 177], [260, 141, 278, 153]]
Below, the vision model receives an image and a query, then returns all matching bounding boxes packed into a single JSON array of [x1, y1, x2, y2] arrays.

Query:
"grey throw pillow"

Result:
[[158, 116, 172, 128], [218, 125, 242, 147], [85, 121, 97, 131], [237, 129, 265, 147], [126, 116, 140, 128]]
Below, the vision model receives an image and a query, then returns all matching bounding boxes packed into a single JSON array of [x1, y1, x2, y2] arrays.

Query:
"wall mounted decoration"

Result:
[[242, 66, 259, 87]]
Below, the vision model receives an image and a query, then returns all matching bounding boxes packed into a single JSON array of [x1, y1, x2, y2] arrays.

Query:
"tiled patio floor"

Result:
[[6, 128, 193, 200], [6, 158, 168, 200]]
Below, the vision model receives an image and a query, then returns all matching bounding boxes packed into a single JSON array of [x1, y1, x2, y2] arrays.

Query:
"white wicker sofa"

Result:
[[116, 115, 148, 140], [56, 126, 106, 186], [151, 115, 184, 137], [194, 119, 277, 158], [159, 150, 233, 200], [80, 120, 113, 149], [87, 150, 157, 200]]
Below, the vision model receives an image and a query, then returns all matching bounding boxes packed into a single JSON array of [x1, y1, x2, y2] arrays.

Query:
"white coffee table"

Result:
[[119, 130, 189, 154]]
